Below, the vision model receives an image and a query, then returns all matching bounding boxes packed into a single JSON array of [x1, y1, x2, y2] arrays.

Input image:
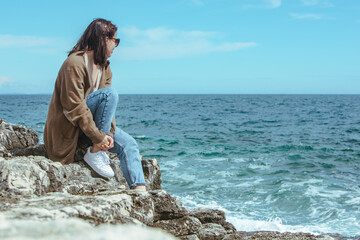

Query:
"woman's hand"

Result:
[[93, 135, 114, 152], [100, 135, 114, 151]]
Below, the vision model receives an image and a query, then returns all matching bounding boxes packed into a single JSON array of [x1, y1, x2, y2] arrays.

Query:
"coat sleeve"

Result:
[[104, 66, 117, 138], [59, 63, 105, 144]]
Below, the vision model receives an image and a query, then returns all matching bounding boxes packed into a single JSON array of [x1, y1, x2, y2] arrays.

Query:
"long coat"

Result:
[[44, 51, 116, 164]]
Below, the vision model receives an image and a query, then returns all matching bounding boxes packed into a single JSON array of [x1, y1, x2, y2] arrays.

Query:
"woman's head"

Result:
[[69, 18, 119, 67]]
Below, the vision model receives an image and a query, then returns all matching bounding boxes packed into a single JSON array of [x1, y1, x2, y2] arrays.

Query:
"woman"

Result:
[[44, 18, 146, 191]]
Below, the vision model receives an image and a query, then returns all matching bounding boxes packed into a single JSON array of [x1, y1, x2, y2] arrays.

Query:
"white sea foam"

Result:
[[345, 196, 360, 205], [234, 182, 253, 188], [215, 170, 233, 178], [180, 195, 233, 214], [232, 158, 247, 163], [201, 157, 228, 162], [226, 216, 334, 235], [134, 135, 147, 139], [235, 177, 264, 188], [248, 163, 270, 170], [160, 160, 180, 170], [280, 178, 323, 188], [177, 195, 357, 236], [305, 185, 348, 198]]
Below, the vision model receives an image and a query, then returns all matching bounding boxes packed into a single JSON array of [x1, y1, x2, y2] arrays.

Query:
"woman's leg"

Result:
[[80, 87, 118, 178], [85, 87, 118, 135], [81, 87, 145, 188], [109, 127, 146, 189]]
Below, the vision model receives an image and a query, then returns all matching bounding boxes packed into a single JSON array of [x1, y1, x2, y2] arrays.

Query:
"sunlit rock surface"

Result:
[[0, 215, 177, 240]]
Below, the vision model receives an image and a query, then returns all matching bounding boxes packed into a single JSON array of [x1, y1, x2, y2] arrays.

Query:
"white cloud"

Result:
[[299, 0, 333, 7], [116, 27, 257, 60], [268, 0, 282, 8], [0, 34, 72, 55], [0, 76, 14, 87], [0, 35, 54, 48], [243, 0, 282, 9], [290, 13, 323, 19]]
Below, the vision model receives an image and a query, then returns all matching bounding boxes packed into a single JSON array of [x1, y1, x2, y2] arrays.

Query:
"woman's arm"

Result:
[[59, 60, 105, 144]]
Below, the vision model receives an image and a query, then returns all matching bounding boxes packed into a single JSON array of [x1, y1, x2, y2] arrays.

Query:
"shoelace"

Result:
[[100, 151, 110, 165]]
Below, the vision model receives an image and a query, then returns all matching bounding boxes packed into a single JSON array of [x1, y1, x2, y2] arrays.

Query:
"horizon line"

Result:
[[0, 93, 360, 95]]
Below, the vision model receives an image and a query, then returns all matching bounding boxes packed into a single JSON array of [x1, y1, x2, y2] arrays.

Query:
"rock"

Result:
[[222, 233, 243, 240], [152, 216, 202, 237], [142, 158, 162, 190], [150, 190, 188, 221], [0, 119, 38, 157], [189, 208, 226, 225], [0, 156, 127, 197], [127, 191, 155, 225], [197, 223, 227, 240], [10, 144, 47, 157], [179, 234, 200, 240], [0, 189, 137, 225], [189, 207, 237, 235], [0, 156, 50, 196], [0, 155, 164, 197], [5, 122, 162, 191], [0, 216, 178, 240]]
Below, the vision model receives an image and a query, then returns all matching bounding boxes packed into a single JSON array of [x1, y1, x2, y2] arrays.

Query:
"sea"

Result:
[[1, 94, 359, 237]]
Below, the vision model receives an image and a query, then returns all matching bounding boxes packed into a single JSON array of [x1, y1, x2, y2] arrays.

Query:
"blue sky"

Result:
[[0, 0, 359, 94]]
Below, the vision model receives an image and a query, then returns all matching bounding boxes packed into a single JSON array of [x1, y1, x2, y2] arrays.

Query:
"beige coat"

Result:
[[44, 51, 116, 164]]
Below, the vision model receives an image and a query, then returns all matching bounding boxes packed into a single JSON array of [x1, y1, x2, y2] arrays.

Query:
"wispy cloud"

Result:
[[116, 27, 257, 60], [0, 76, 14, 87], [0, 34, 72, 55], [243, 0, 282, 9], [299, 0, 334, 7], [268, 0, 282, 8], [290, 13, 323, 19], [0, 35, 54, 48]]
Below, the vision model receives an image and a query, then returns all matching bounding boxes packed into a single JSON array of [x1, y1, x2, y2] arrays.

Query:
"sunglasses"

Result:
[[108, 37, 120, 47]]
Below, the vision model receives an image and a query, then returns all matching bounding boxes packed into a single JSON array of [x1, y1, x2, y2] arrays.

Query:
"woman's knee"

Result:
[[123, 135, 138, 151], [103, 87, 118, 104], [113, 128, 139, 150], [128, 135, 139, 149]]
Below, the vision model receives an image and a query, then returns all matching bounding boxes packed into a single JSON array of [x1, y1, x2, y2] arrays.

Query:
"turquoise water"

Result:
[[1, 94, 359, 237]]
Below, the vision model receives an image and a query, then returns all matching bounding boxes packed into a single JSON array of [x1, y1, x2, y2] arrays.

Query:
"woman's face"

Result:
[[106, 33, 117, 59]]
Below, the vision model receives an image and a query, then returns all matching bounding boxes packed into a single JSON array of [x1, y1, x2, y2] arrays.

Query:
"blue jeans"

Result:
[[81, 87, 146, 189]]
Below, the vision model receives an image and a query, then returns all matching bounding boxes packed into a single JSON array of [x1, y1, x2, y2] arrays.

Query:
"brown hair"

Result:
[[69, 18, 117, 67]]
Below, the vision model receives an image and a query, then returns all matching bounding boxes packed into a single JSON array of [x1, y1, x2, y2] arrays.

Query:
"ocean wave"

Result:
[[133, 135, 147, 139], [200, 152, 224, 157], [275, 145, 314, 152], [177, 192, 360, 237], [227, 216, 334, 236]]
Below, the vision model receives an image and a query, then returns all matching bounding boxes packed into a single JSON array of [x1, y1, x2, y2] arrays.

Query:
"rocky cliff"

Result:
[[0, 119, 355, 240]]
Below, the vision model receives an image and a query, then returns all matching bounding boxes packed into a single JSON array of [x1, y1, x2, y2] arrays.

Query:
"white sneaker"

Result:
[[100, 151, 110, 162], [84, 147, 114, 178]]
